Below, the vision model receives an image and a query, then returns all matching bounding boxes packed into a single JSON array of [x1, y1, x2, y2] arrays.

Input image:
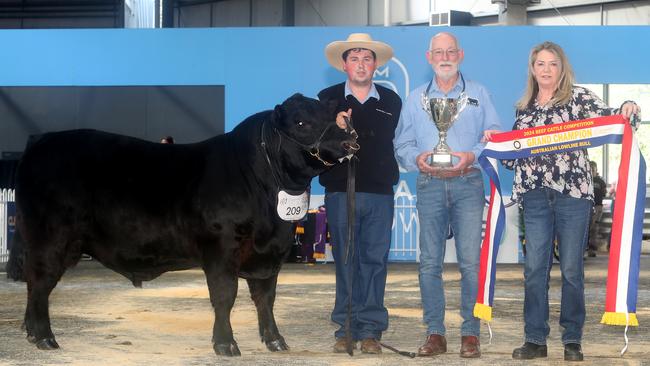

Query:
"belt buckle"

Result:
[[432, 167, 472, 179], [447, 168, 468, 179], [434, 169, 454, 179]]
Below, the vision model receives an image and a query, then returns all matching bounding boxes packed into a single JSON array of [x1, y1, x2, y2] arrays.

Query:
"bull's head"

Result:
[[270, 93, 359, 167]]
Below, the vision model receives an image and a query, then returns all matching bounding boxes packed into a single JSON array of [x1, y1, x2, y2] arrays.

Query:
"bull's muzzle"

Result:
[[341, 140, 360, 154], [341, 127, 360, 154]]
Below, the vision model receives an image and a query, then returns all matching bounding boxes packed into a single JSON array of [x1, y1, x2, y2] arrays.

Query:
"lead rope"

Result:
[[344, 123, 357, 356], [342, 116, 415, 358]]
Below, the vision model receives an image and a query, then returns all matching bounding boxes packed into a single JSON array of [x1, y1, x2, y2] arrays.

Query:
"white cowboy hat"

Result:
[[325, 33, 393, 72]]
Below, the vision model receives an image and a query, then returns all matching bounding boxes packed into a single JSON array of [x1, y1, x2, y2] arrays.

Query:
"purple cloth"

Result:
[[313, 208, 328, 257]]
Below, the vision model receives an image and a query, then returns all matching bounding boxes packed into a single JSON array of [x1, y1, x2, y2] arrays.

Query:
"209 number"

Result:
[[286, 206, 301, 215]]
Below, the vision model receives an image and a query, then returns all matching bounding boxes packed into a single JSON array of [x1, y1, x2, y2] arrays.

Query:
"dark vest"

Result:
[[317, 82, 402, 195]]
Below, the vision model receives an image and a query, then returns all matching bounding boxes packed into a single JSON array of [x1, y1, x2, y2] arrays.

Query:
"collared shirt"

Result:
[[394, 73, 502, 172], [503, 86, 618, 203], [345, 80, 380, 104]]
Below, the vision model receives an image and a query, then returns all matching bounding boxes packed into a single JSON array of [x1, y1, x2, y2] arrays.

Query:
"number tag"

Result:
[[276, 190, 309, 221]]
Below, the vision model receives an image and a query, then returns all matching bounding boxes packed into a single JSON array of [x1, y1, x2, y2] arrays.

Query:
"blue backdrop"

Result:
[[2, 26, 649, 260], [2, 26, 649, 195]]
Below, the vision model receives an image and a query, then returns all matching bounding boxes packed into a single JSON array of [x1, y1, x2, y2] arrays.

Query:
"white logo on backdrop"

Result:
[[373, 57, 410, 100], [392, 180, 419, 260]]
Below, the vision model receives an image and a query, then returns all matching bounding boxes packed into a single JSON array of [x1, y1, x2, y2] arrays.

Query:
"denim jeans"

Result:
[[325, 191, 394, 340], [521, 188, 592, 345], [416, 171, 484, 337]]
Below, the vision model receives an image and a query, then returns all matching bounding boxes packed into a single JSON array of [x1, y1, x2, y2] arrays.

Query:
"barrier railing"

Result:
[[390, 194, 420, 261], [1, 188, 15, 264]]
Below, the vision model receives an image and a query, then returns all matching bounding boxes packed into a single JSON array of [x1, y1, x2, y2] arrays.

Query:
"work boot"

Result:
[[360, 338, 382, 354], [333, 337, 356, 353], [460, 335, 480, 358], [512, 342, 547, 359], [564, 343, 584, 361], [417, 334, 447, 356]]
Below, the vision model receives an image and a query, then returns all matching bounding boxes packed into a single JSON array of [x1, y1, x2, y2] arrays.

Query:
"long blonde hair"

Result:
[[516, 41, 575, 111]]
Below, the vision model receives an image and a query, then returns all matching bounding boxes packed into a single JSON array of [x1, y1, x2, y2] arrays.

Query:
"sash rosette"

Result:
[[473, 115, 646, 327]]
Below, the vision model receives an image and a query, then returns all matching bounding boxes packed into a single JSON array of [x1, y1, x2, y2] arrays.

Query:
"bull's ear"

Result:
[[289, 93, 304, 100], [272, 104, 284, 123]]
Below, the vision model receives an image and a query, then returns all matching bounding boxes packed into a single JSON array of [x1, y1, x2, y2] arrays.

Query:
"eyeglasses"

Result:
[[429, 48, 459, 58]]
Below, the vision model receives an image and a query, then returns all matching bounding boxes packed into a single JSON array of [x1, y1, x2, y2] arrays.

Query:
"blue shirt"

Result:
[[344, 80, 380, 104], [394, 73, 502, 172]]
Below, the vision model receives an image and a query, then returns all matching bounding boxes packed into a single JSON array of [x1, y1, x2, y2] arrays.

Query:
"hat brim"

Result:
[[325, 40, 393, 72]]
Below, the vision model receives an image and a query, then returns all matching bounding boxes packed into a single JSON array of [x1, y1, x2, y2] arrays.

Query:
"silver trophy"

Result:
[[422, 94, 468, 167]]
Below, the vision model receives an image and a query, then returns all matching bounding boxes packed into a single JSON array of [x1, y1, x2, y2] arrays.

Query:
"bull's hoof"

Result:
[[265, 337, 289, 352], [35, 338, 60, 350], [213, 342, 241, 356]]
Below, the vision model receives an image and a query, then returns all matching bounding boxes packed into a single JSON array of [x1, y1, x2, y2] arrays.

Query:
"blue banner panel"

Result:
[[2, 26, 649, 262]]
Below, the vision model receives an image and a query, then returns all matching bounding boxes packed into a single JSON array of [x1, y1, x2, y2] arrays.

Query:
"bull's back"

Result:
[[16, 130, 214, 276], [19, 130, 206, 199]]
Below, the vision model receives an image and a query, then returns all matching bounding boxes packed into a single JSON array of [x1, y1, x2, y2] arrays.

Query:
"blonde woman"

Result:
[[485, 41, 639, 362]]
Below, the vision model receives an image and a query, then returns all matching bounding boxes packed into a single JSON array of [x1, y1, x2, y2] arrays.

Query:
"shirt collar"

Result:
[[428, 73, 463, 96], [345, 81, 380, 104]]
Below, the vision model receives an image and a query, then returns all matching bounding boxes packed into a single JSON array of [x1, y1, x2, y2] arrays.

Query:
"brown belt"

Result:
[[430, 167, 479, 179]]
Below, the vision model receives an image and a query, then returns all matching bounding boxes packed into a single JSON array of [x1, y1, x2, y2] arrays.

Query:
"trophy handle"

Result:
[[451, 94, 468, 122]]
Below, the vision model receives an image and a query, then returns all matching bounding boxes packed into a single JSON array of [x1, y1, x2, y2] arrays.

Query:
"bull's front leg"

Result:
[[247, 274, 289, 352], [202, 259, 240, 356]]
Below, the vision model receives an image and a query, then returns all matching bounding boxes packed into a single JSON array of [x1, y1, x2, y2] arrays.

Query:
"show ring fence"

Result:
[[0, 189, 15, 264]]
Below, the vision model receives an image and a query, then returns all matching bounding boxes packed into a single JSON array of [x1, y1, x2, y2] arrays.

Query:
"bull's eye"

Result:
[[296, 121, 305, 127]]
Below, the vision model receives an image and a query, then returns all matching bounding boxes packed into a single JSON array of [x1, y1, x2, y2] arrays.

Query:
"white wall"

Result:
[[528, 0, 650, 25], [295, 0, 369, 26]]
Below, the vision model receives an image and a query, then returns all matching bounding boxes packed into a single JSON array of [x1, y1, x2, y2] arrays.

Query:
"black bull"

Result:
[[6, 94, 358, 357]]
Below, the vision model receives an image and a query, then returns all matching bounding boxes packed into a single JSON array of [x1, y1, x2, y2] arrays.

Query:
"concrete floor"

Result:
[[1, 254, 650, 366]]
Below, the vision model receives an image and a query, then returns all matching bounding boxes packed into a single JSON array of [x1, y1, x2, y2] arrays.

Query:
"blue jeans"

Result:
[[521, 188, 592, 345], [325, 191, 394, 340], [416, 171, 484, 337]]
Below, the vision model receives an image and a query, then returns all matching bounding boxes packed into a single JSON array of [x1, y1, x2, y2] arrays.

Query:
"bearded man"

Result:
[[393, 32, 502, 359]]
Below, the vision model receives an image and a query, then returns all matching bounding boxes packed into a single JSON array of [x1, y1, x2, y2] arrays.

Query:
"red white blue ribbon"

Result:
[[473, 115, 645, 327]]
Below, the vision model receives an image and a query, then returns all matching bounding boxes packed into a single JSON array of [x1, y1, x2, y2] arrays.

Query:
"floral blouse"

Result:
[[504, 86, 618, 203]]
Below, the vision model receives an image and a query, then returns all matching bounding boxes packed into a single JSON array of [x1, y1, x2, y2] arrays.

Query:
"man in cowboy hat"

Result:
[[318, 33, 402, 354]]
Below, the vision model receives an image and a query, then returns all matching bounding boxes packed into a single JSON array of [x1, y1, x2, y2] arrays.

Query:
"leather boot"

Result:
[[512, 342, 547, 359], [417, 334, 447, 356], [333, 338, 356, 353], [460, 335, 480, 358], [360, 338, 382, 354], [564, 343, 584, 361]]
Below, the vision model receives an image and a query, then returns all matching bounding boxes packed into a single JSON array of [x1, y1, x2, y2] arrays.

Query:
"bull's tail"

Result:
[[6, 226, 26, 282]]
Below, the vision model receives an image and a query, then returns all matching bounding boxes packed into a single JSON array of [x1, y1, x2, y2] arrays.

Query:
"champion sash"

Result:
[[473, 115, 646, 327]]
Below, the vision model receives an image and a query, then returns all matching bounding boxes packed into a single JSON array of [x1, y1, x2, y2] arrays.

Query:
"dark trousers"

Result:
[[325, 191, 393, 340]]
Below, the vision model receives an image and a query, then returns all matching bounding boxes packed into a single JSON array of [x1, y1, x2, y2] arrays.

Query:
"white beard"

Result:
[[434, 62, 459, 82]]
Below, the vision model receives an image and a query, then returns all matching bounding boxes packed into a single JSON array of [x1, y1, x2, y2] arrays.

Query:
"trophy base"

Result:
[[430, 153, 452, 168]]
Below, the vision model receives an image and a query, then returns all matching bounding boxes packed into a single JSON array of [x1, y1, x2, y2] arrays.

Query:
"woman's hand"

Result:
[[482, 129, 502, 142], [620, 101, 641, 120]]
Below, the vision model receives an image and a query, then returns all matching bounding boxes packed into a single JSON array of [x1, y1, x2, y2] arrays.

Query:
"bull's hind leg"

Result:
[[203, 261, 241, 356], [247, 274, 289, 352], [23, 258, 65, 350]]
